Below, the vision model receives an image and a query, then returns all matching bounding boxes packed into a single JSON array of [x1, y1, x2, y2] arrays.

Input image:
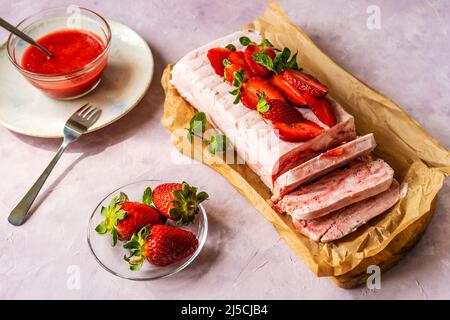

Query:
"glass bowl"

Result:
[[87, 180, 208, 281], [7, 7, 111, 100]]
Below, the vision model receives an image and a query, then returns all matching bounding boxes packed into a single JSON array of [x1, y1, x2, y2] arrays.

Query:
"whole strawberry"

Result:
[[123, 225, 199, 269], [95, 188, 164, 246], [150, 181, 208, 225]]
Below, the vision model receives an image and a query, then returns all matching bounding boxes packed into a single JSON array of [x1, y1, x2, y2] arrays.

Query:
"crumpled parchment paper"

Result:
[[160, 0, 450, 287]]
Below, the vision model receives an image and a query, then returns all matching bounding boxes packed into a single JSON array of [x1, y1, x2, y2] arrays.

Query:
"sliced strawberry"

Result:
[[257, 98, 305, 124], [240, 77, 285, 110], [244, 45, 276, 78], [224, 63, 253, 85], [282, 70, 328, 98], [322, 147, 344, 157], [270, 74, 307, 107], [228, 51, 248, 68], [303, 93, 337, 127], [273, 120, 325, 142], [207, 47, 231, 76]]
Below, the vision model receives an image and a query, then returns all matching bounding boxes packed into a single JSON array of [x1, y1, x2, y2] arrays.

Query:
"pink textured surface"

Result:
[[0, 0, 449, 299]]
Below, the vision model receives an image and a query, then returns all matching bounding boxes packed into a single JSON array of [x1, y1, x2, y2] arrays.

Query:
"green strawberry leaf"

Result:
[[173, 189, 186, 202], [95, 221, 107, 234], [169, 207, 182, 218], [116, 210, 127, 221], [100, 206, 107, 216], [130, 263, 142, 271], [197, 191, 209, 203], [225, 44, 236, 51], [119, 192, 129, 202], [123, 240, 140, 250], [142, 187, 153, 206], [112, 229, 118, 246]]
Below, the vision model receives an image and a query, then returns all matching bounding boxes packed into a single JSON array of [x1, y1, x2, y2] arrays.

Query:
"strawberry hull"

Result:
[[170, 30, 356, 191]]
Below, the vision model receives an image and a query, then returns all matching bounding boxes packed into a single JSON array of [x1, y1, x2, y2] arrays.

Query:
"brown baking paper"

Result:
[[160, 0, 450, 284]]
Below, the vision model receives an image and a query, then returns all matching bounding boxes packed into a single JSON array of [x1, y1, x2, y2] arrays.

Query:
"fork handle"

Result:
[[8, 141, 70, 226]]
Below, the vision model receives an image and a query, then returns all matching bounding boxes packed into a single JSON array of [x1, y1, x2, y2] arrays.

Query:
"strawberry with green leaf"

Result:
[[223, 59, 253, 87], [240, 36, 276, 78], [150, 181, 208, 225], [239, 77, 285, 110], [123, 225, 199, 269], [256, 94, 325, 142], [95, 189, 164, 246]]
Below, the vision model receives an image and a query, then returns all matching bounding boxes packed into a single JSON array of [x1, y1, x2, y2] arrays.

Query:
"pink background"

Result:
[[0, 0, 449, 299]]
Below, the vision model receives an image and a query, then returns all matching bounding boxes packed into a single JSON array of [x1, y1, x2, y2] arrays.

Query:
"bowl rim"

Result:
[[6, 6, 112, 80], [86, 179, 209, 281]]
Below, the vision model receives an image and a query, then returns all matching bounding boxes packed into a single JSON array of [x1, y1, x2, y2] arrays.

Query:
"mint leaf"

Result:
[[252, 51, 276, 73], [189, 112, 206, 135], [223, 59, 230, 67], [286, 52, 300, 70], [208, 134, 229, 154], [256, 93, 269, 113], [233, 91, 241, 104], [229, 88, 242, 104], [272, 48, 301, 72], [232, 69, 245, 87], [239, 36, 251, 46], [281, 47, 291, 62], [261, 38, 274, 48], [225, 44, 236, 51]]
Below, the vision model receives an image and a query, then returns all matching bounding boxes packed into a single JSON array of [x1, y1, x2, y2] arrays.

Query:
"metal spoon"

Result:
[[0, 17, 52, 57]]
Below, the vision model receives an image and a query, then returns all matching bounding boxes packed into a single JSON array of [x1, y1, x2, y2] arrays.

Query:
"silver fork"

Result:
[[8, 104, 101, 226]]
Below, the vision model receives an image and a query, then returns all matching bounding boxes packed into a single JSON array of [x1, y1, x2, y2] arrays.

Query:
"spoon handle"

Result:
[[0, 17, 52, 57], [8, 141, 69, 226]]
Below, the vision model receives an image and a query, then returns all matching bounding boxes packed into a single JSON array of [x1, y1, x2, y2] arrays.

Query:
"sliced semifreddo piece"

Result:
[[170, 30, 356, 189], [271, 134, 377, 202], [292, 180, 400, 242], [274, 158, 395, 220]]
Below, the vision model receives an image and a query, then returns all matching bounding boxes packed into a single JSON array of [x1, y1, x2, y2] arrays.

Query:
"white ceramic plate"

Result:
[[0, 20, 154, 138]]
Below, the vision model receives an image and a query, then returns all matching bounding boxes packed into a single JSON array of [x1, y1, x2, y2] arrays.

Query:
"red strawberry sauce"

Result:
[[22, 29, 104, 74], [20, 29, 107, 99]]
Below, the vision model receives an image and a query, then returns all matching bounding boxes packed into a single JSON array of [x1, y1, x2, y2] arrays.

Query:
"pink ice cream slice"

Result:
[[271, 134, 377, 202], [292, 180, 400, 242], [274, 158, 394, 220]]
